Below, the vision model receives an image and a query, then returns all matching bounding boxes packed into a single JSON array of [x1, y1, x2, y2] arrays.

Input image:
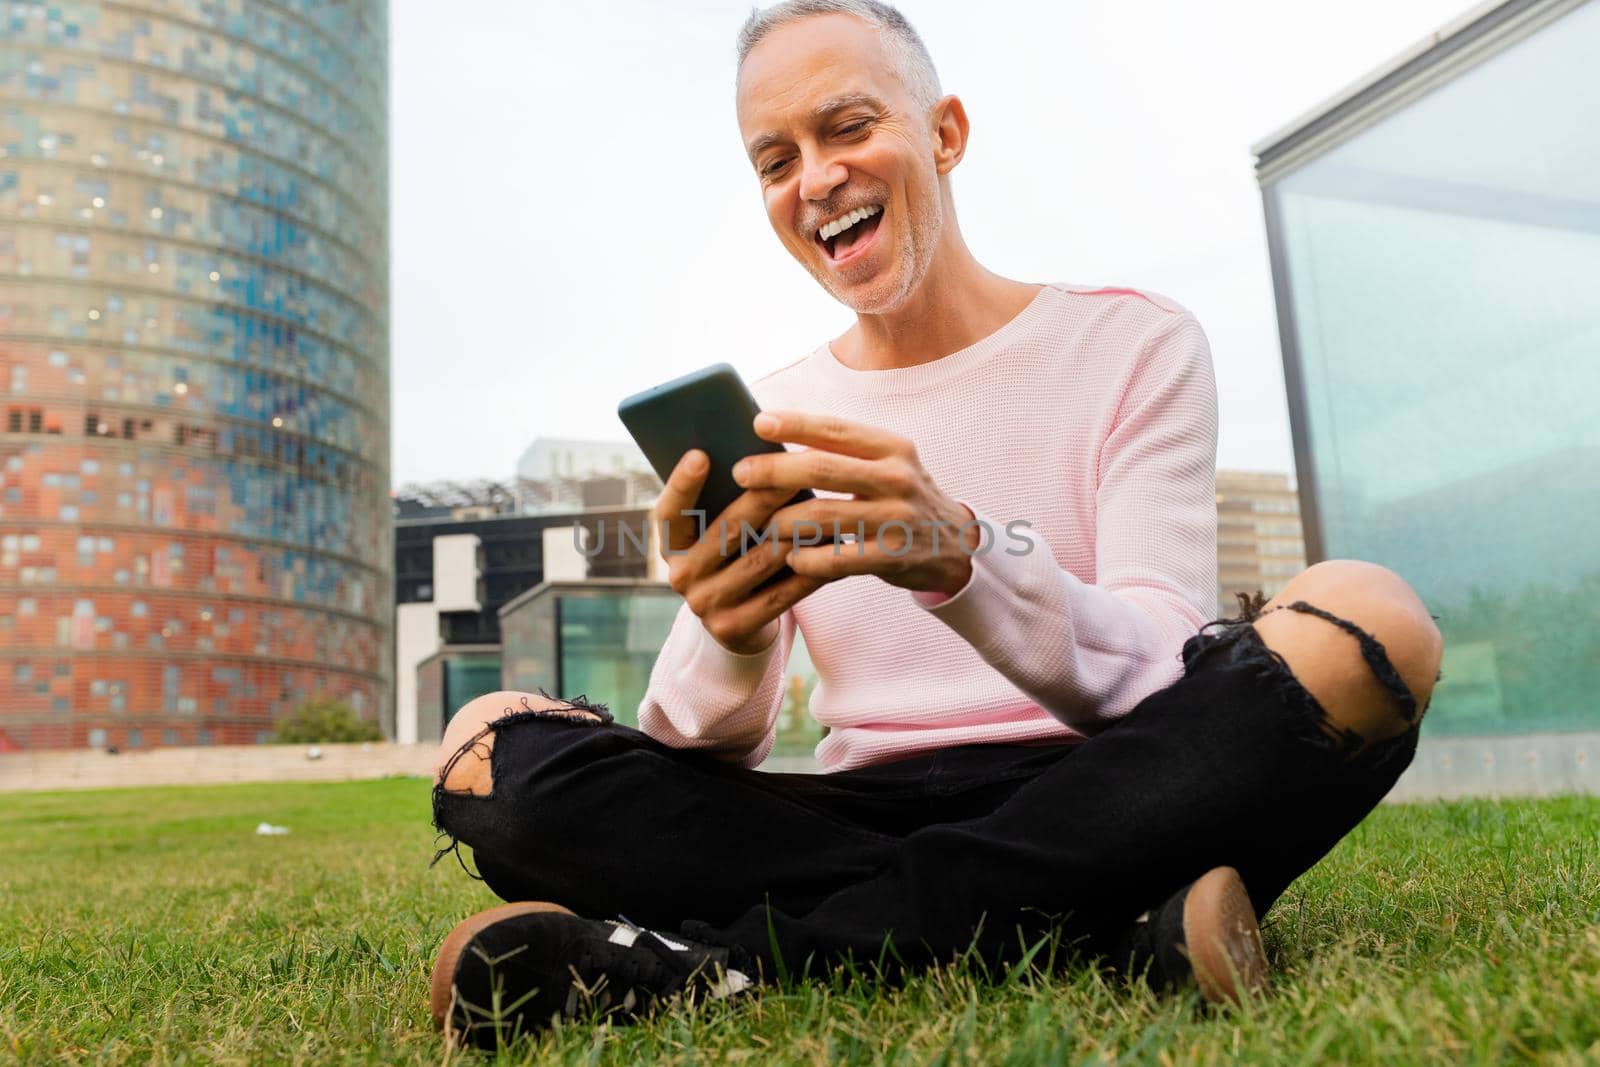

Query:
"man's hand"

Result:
[[731, 412, 981, 596], [653, 449, 829, 655]]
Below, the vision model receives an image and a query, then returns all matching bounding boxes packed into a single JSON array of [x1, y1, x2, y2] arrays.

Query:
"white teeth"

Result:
[[816, 203, 881, 242]]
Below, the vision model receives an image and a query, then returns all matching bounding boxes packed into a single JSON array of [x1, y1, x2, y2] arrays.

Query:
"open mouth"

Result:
[[814, 204, 884, 264]]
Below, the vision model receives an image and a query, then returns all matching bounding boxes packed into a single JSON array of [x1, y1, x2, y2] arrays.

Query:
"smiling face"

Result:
[[737, 14, 948, 315]]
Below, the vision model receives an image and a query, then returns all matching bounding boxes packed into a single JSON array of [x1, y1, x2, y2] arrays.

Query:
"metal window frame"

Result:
[[1253, 0, 1594, 562], [553, 595, 565, 697]]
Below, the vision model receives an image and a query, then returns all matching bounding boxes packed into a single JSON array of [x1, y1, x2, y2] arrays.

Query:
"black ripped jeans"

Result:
[[432, 600, 1425, 978]]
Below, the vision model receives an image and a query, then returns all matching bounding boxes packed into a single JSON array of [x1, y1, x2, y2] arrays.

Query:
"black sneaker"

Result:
[[1118, 866, 1269, 1004], [429, 902, 755, 1048]]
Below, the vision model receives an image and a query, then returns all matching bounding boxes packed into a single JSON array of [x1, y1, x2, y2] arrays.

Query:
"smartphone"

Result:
[[618, 363, 817, 576]]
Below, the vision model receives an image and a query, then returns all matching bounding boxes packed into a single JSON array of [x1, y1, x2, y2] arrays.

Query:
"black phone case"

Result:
[[617, 363, 816, 588], [617, 363, 814, 522]]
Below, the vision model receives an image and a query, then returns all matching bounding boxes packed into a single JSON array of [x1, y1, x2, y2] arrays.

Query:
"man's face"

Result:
[[737, 14, 944, 315]]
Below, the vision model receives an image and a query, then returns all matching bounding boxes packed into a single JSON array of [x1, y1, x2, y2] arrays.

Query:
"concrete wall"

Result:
[[0, 741, 435, 793], [1388, 732, 1600, 802], [7, 734, 1595, 799], [394, 601, 442, 744], [541, 525, 588, 582], [432, 533, 482, 612]]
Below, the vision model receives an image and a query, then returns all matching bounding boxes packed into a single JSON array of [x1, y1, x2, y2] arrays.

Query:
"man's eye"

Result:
[[837, 121, 869, 136], [762, 158, 791, 178]]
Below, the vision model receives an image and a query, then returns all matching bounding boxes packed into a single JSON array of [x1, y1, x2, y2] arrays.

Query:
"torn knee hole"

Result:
[[1258, 600, 1424, 727], [433, 692, 612, 798], [436, 731, 497, 797]]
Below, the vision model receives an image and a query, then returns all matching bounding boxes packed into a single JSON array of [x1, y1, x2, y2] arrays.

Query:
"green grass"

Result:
[[2, 780, 1597, 1065]]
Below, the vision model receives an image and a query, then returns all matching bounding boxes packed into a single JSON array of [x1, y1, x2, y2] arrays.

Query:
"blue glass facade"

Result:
[[1258, 0, 1600, 739], [0, 0, 390, 748]]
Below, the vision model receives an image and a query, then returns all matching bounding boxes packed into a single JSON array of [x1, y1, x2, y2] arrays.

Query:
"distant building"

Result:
[[498, 579, 681, 731], [514, 438, 660, 515], [515, 470, 663, 516], [0, 1, 391, 751], [399, 451, 834, 756], [1215, 470, 1306, 618], [516, 437, 652, 481], [393, 502, 657, 744], [1254, 0, 1600, 795]]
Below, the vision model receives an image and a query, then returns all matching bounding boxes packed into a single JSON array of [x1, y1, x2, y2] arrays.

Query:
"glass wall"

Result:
[[0, 0, 391, 749], [419, 648, 502, 744], [1263, 0, 1600, 736], [558, 592, 682, 724], [499, 590, 558, 708], [500, 584, 679, 727], [498, 581, 826, 754], [445, 656, 503, 719]]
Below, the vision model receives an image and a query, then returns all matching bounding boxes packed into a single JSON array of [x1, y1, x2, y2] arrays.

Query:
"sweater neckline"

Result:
[[808, 283, 1061, 395]]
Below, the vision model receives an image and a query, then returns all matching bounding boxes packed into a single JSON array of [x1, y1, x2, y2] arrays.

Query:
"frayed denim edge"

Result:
[[428, 688, 613, 878], [1191, 591, 1420, 776]]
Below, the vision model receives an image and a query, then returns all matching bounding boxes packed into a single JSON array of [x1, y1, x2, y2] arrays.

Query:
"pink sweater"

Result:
[[637, 283, 1219, 772]]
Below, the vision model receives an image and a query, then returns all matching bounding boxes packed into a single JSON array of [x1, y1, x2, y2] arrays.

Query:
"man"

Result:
[[428, 0, 1444, 1048]]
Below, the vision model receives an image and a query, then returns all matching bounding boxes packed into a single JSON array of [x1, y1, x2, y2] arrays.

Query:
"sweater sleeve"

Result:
[[636, 601, 797, 767], [908, 310, 1219, 732]]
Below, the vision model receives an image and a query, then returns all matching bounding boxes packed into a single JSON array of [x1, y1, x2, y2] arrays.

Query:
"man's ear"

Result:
[[931, 95, 970, 176]]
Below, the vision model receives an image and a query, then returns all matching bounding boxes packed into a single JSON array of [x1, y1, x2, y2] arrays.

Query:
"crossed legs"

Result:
[[429, 558, 1444, 992], [435, 559, 1443, 802]]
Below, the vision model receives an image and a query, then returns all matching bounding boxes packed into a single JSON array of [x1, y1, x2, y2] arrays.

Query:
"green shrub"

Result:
[[272, 696, 383, 744]]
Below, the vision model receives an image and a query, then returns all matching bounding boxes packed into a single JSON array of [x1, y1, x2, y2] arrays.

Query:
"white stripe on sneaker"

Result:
[[606, 920, 692, 953], [647, 931, 690, 952]]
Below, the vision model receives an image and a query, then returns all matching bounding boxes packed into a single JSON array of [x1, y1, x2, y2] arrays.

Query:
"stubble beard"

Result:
[[815, 190, 943, 317]]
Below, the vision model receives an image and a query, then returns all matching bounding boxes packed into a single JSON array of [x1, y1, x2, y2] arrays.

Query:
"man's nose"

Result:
[[798, 152, 848, 203]]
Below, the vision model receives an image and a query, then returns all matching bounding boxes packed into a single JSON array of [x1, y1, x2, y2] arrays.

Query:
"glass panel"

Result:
[[1270, 0, 1600, 736], [500, 592, 558, 697], [557, 591, 681, 727], [443, 656, 503, 720]]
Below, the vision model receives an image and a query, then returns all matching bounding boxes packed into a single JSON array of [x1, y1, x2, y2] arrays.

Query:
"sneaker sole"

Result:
[[1182, 866, 1269, 1004], [430, 900, 576, 1038]]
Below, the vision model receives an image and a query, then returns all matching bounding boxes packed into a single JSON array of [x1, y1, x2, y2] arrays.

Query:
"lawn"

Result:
[[2, 779, 1597, 1065]]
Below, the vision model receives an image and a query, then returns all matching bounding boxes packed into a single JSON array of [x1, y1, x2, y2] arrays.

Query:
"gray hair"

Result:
[[736, 0, 943, 112]]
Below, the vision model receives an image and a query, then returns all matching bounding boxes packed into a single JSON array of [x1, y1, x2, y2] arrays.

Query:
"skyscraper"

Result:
[[0, 1, 391, 750]]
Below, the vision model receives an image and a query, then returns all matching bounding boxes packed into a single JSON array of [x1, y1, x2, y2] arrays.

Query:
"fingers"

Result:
[[681, 527, 794, 613], [765, 496, 905, 544], [734, 448, 896, 498], [788, 538, 916, 581], [672, 523, 824, 649], [700, 567, 827, 651], [664, 482, 797, 595], [654, 450, 709, 554], [673, 485, 793, 575], [753, 410, 911, 461]]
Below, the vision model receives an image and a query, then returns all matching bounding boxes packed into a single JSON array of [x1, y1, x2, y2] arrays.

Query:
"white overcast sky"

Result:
[[388, 0, 1472, 487]]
